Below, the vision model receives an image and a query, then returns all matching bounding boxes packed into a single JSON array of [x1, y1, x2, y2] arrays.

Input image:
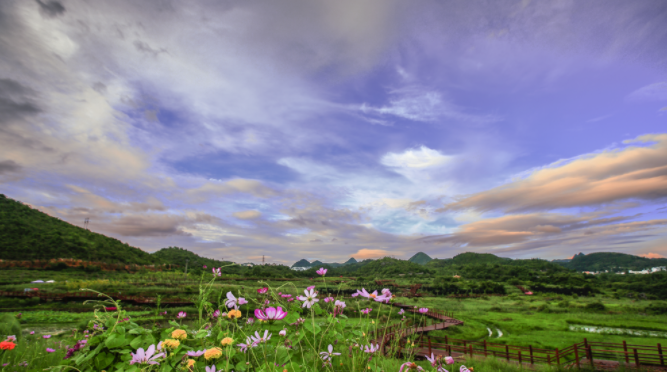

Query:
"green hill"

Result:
[[565, 252, 667, 272], [151, 247, 232, 269], [291, 259, 311, 268], [0, 194, 156, 264], [291, 257, 358, 268], [344, 257, 358, 265], [408, 252, 433, 265]]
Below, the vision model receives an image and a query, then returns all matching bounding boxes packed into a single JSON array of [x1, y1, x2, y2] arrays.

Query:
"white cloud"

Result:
[[626, 82, 667, 102], [381, 146, 453, 169]]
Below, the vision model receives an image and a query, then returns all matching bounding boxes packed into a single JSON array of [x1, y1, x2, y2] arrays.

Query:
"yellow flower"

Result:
[[372, 320, 375, 324], [172, 329, 187, 340], [362, 332, 366, 336], [204, 347, 223, 360], [411, 342, 415, 347], [186, 359, 196, 368], [162, 339, 180, 349], [227, 309, 242, 319], [221, 337, 234, 346]]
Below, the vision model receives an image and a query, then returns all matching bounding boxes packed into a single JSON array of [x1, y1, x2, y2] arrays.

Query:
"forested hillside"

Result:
[[151, 247, 232, 270], [563, 252, 667, 271], [0, 194, 155, 264]]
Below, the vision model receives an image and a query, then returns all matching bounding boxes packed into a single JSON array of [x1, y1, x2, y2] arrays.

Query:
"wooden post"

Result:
[[518, 350, 522, 365], [634, 349, 640, 367], [588, 345, 594, 368], [470, 344, 473, 358], [547, 355, 551, 366], [623, 341, 629, 364], [506, 345, 510, 362], [574, 345, 580, 369], [428, 337, 432, 356], [529, 345, 534, 364], [584, 338, 588, 348], [658, 343, 664, 366], [484, 340, 488, 357], [555, 348, 560, 367]]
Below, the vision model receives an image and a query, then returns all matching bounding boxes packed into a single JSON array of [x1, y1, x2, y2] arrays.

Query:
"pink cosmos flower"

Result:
[[30, 331, 35, 335], [6, 335, 16, 342], [281, 294, 292, 298], [257, 287, 268, 294], [324, 297, 334, 303], [287, 298, 294, 302], [250, 330, 271, 344], [298, 288, 319, 308], [206, 366, 222, 372], [203, 265, 207, 269], [279, 329, 287, 336], [130, 344, 164, 365], [381, 288, 391, 296], [212, 309, 220, 318], [247, 318, 255, 324], [254, 307, 288, 321], [445, 356, 455, 365], [361, 308, 372, 314], [398, 309, 405, 315], [316, 268, 327, 276], [177, 311, 187, 319], [43, 335, 51, 339], [212, 267, 221, 277], [460, 365, 471, 372], [46, 348, 56, 353], [319, 344, 341, 361], [400, 362, 425, 372], [356, 288, 389, 302], [225, 292, 246, 309], [186, 349, 207, 357], [364, 343, 379, 354], [418, 308, 428, 314], [306, 286, 316, 291], [265, 300, 271, 305], [351, 293, 359, 297]]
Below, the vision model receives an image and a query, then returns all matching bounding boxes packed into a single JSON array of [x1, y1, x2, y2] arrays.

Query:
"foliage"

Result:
[[562, 252, 667, 272], [151, 247, 233, 272], [0, 313, 21, 340], [407, 252, 432, 265]]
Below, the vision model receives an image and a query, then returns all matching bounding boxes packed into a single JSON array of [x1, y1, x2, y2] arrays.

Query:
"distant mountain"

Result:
[[408, 252, 433, 265], [344, 257, 358, 265], [291, 259, 311, 268], [0, 194, 156, 265], [310, 260, 324, 267], [291, 257, 358, 268], [151, 247, 232, 269], [564, 252, 667, 272], [452, 252, 512, 265]]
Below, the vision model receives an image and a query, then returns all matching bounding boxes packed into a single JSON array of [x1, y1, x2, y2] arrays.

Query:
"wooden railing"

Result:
[[418, 336, 666, 368]]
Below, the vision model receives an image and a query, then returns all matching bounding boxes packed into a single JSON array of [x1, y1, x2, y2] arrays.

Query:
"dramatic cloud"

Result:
[[639, 252, 665, 259], [232, 210, 262, 220], [441, 134, 667, 213], [354, 249, 389, 260]]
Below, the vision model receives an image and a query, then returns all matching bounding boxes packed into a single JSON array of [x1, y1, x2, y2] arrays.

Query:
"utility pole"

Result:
[[185, 259, 189, 275], [84, 218, 89, 230], [262, 255, 265, 265]]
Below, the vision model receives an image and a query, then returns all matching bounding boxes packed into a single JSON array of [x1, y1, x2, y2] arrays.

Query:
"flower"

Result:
[[279, 329, 287, 336], [351, 293, 359, 297], [206, 366, 222, 372], [186, 349, 206, 357], [212, 309, 221, 318], [203, 265, 207, 269], [281, 294, 292, 298], [324, 297, 334, 303], [162, 339, 181, 349], [227, 309, 242, 319], [172, 329, 187, 340], [398, 309, 405, 315], [30, 331, 35, 335], [290, 317, 305, 326], [43, 335, 52, 339], [255, 306, 288, 321], [418, 308, 428, 314], [361, 308, 372, 315], [246, 317, 255, 324], [460, 366, 471, 372], [130, 344, 165, 365], [334, 300, 346, 308], [0, 341, 16, 350], [319, 344, 341, 361], [399, 362, 425, 372], [204, 347, 223, 360], [381, 288, 392, 296], [445, 356, 455, 365], [257, 287, 268, 294], [5, 335, 16, 342], [298, 288, 319, 308], [46, 348, 56, 353], [212, 267, 221, 277], [250, 330, 271, 344], [225, 292, 246, 308], [306, 285, 316, 291], [356, 288, 389, 302], [237, 337, 257, 352], [186, 359, 196, 368], [177, 311, 187, 319], [364, 343, 379, 354], [316, 267, 327, 276], [221, 337, 234, 346]]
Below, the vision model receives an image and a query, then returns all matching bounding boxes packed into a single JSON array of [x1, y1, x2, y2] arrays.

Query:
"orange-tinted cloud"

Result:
[[440, 134, 667, 213], [353, 249, 388, 259], [639, 252, 665, 259], [232, 210, 262, 219]]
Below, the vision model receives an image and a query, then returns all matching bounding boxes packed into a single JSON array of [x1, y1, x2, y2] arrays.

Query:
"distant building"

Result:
[[292, 267, 309, 271]]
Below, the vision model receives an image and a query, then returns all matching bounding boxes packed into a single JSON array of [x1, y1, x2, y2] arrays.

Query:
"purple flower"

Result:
[[257, 287, 268, 294], [400, 362, 425, 372], [361, 308, 372, 315], [319, 344, 341, 361], [247, 317, 255, 324], [254, 306, 288, 321], [298, 288, 319, 308], [250, 330, 271, 344], [445, 356, 455, 365], [212, 309, 220, 318], [279, 329, 287, 336], [130, 344, 164, 365], [177, 311, 187, 319], [356, 288, 389, 302], [398, 309, 405, 315], [6, 335, 16, 342], [225, 291, 246, 309], [43, 335, 51, 339], [46, 348, 56, 353], [460, 366, 471, 372], [30, 331, 35, 335], [316, 268, 327, 276], [212, 267, 221, 277], [186, 349, 207, 357], [351, 293, 359, 297], [206, 366, 222, 372], [324, 297, 334, 303], [306, 285, 316, 291], [419, 308, 428, 314], [364, 343, 379, 354], [203, 265, 207, 269]]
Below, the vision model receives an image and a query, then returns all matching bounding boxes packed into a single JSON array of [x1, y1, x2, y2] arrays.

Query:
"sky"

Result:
[[1, 0, 667, 265]]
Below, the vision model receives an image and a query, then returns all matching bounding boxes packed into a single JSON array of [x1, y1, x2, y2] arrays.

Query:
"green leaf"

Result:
[[286, 361, 302, 372], [304, 320, 321, 335], [94, 351, 115, 370], [283, 312, 299, 325], [76, 341, 104, 365], [195, 330, 208, 339], [169, 320, 180, 328], [130, 335, 143, 349], [235, 360, 247, 372], [105, 334, 128, 349]]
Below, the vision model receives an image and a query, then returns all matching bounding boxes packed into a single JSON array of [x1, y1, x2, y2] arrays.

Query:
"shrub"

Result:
[[0, 313, 21, 340], [585, 302, 606, 311], [645, 302, 667, 315]]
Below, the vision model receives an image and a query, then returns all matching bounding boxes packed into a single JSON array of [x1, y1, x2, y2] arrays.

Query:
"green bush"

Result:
[[0, 313, 21, 340], [585, 302, 606, 311]]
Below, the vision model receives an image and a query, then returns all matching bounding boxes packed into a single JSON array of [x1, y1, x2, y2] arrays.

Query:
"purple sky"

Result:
[[1, 0, 666, 264]]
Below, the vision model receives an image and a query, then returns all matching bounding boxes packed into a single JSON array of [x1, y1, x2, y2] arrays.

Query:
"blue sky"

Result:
[[1, 0, 666, 264]]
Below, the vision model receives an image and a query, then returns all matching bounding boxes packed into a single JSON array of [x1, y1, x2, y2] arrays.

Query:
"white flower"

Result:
[[319, 344, 341, 361], [297, 288, 319, 308]]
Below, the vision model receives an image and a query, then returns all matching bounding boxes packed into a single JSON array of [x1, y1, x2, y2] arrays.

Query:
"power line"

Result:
[[84, 218, 89, 230]]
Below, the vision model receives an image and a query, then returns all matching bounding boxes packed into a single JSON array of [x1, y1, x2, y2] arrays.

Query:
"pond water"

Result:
[[569, 324, 667, 338]]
